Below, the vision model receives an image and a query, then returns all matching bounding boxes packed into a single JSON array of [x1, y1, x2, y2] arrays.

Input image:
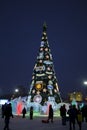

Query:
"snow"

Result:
[[0, 115, 87, 130]]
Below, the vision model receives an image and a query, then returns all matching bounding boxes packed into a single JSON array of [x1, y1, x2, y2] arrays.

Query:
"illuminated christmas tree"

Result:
[[29, 23, 61, 105]]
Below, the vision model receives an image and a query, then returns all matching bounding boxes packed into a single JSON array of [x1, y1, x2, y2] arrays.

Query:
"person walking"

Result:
[[47, 104, 53, 123], [1, 104, 6, 118], [22, 107, 26, 118], [3, 103, 12, 130], [77, 109, 82, 130], [30, 106, 33, 120], [60, 104, 67, 125], [67, 105, 78, 130]]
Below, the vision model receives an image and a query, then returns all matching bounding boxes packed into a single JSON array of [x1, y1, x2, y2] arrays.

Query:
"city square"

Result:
[[0, 1, 87, 130], [0, 115, 87, 130]]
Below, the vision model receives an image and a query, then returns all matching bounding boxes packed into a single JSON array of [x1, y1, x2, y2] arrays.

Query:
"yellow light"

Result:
[[35, 83, 42, 90], [36, 84, 41, 88]]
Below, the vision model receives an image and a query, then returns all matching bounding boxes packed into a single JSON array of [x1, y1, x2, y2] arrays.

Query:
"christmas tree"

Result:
[[29, 23, 61, 105]]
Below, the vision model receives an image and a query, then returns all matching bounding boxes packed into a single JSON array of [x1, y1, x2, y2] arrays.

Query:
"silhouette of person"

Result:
[[47, 104, 53, 123], [4, 103, 12, 130], [81, 105, 87, 122], [67, 105, 78, 130], [9, 103, 14, 118], [77, 109, 82, 130], [1, 104, 5, 118], [60, 104, 67, 125], [22, 107, 26, 118], [30, 106, 33, 120]]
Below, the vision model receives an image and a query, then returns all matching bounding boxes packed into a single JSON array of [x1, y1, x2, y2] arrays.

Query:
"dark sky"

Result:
[[0, 0, 87, 98]]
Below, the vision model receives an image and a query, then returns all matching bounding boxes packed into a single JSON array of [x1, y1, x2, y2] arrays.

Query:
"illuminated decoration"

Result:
[[38, 52, 44, 59], [47, 85, 53, 95], [47, 85, 53, 90], [54, 89, 57, 93], [32, 90, 35, 94], [43, 32, 46, 35], [46, 55, 49, 59], [44, 61, 53, 64], [43, 88, 47, 92], [39, 60, 43, 63], [47, 67, 51, 71], [35, 81, 43, 90], [48, 75, 52, 79], [48, 80, 53, 85], [35, 65, 45, 72], [30, 80, 34, 89], [33, 95, 42, 103], [37, 91, 40, 95], [36, 84, 42, 90], [55, 83, 59, 91], [11, 97, 70, 115], [32, 76, 34, 79], [47, 41, 49, 45], [45, 48, 48, 51], [31, 80, 34, 86], [29, 85, 33, 93], [36, 73, 45, 76], [50, 54, 52, 60], [40, 47, 43, 51], [29, 23, 62, 105], [0, 99, 8, 105], [46, 36, 47, 39], [48, 89, 52, 95], [17, 102, 23, 115], [42, 36, 44, 40], [46, 71, 53, 74], [41, 41, 44, 46], [71, 99, 77, 107]]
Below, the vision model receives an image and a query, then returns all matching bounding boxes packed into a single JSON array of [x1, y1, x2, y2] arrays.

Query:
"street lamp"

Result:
[[15, 89, 19, 93], [11, 89, 19, 99], [83, 81, 87, 85], [14, 88, 19, 98]]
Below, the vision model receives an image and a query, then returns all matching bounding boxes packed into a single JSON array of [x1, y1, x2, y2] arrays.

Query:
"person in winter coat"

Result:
[[60, 104, 67, 125], [4, 103, 13, 130], [22, 107, 26, 118], [47, 104, 53, 123], [30, 106, 33, 120], [77, 109, 82, 130], [67, 105, 78, 130]]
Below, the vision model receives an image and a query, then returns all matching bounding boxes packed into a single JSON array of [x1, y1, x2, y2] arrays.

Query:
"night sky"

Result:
[[0, 0, 87, 98]]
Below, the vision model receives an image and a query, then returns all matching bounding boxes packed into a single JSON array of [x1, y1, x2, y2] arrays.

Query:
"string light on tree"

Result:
[[43, 88, 47, 92], [29, 23, 61, 105], [32, 90, 35, 94]]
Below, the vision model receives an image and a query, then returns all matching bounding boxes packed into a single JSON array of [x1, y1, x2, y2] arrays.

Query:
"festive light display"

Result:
[[29, 23, 61, 105]]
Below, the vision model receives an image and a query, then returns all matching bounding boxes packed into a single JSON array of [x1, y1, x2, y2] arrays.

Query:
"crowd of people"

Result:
[[1, 102, 87, 130], [1, 103, 34, 130], [60, 104, 87, 130], [1, 103, 13, 130]]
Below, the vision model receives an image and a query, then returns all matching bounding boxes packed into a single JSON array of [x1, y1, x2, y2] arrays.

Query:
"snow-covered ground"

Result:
[[0, 115, 87, 130]]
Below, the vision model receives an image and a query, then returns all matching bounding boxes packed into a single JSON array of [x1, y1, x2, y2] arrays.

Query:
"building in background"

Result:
[[68, 92, 83, 102]]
